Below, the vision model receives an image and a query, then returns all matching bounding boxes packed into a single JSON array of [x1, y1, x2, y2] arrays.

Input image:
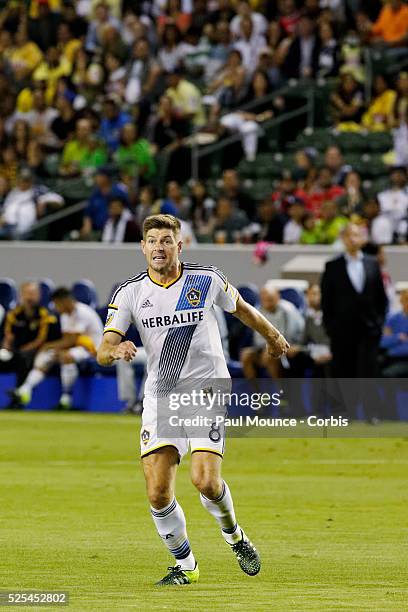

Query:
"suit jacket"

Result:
[[282, 35, 321, 79], [321, 254, 388, 340]]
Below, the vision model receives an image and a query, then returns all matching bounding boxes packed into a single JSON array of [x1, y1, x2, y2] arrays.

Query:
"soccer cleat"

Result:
[[231, 531, 261, 576], [6, 390, 24, 410], [155, 564, 199, 586], [9, 388, 31, 407]]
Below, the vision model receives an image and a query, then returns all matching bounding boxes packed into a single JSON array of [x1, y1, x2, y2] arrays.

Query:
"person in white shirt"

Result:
[[230, 0, 268, 39], [378, 167, 408, 234], [14, 287, 103, 410], [233, 15, 266, 73], [0, 168, 38, 238]]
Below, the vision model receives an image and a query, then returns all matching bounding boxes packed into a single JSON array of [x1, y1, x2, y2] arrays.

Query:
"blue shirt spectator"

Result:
[[381, 290, 408, 358], [99, 96, 132, 153], [81, 169, 129, 238]]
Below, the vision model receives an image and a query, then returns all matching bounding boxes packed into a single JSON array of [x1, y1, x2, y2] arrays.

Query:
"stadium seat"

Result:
[[38, 278, 56, 307], [0, 278, 17, 311], [280, 287, 306, 312], [237, 284, 260, 306], [72, 279, 98, 308]]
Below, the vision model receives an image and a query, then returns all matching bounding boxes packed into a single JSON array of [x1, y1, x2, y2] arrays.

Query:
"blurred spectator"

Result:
[[313, 200, 348, 244], [360, 196, 394, 245], [101, 196, 141, 243], [303, 166, 344, 214], [336, 170, 365, 216], [8, 24, 43, 81], [362, 242, 395, 308], [50, 94, 77, 144], [330, 71, 364, 129], [254, 198, 286, 244], [156, 180, 190, 218], [158, 23, 184, 73], [32, 46, 71, 103], [60, 117, 107, 176], [321, 223, 388, 377], [324, 145, 350, 185], [114, 123, 156, 182], [80, 168, 129, 240], [85, 1, 121, 53], [241, 283, 304, 379], [316, 20, 339, 79], [10, 88, 58, 147], [361, 74, 397, 131], [135, 184, 157, 227], [126, 37, 161, 106], [99, 94, 132, 153], [363, 0, 408, 47], [212, 196, 249, 243], [0, 167, 63, 239], [0, 281, 58, 398], [219, 169, 254, 219], [377, 166, 408, 236], [189, 180, 216, 242], [281, 15, 320, 80], [206, 48, 246, 105], [151, 94, 190, 183], [392, 71, 408, 127], [165, 67, 205, 128], [233, 14, 266, 73], [283, 199, 306, 244], [381, 289, 408, 377], [271, 169, 306, 214], [230, 1, 268, 39], [287, 283, 332, 376], [219, 69, 275, 161]]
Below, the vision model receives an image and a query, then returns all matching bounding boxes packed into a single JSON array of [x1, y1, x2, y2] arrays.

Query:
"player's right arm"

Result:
[[97, 285, 135, 366], [97, 332, 137, 366]]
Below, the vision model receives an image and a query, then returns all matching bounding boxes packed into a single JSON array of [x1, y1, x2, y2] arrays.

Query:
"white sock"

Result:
[[61, 363, 78, 394], [200, 481, 243, 545], [150, 498, 196, 570], [19, 369, 45, 394]]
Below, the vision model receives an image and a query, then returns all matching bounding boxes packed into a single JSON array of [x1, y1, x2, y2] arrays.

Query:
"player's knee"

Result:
[[191, 472, 221, 499], [146, 484, 173, 510]]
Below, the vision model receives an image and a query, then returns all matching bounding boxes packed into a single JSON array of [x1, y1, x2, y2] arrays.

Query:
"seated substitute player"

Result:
[[1, 281, 59, 408], [97, 214, 289, 586], [12, 287, 103, 409]]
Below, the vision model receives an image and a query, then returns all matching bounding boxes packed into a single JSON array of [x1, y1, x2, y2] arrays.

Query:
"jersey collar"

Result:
[[147, 262, 184, 289]]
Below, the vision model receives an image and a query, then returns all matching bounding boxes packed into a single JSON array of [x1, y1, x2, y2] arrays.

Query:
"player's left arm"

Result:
[[233, 296, 290, 358]]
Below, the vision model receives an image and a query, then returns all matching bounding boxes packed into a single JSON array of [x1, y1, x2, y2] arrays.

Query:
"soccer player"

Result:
[[97, 214, 289, 586], [13, 287, 103, 409]]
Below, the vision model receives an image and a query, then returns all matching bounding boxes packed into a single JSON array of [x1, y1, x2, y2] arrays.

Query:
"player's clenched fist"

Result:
[[111, 341, 137, 362], [267, 333, 290, 359]]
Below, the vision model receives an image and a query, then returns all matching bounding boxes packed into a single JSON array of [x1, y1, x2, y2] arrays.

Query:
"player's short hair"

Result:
[[143, 214, 181, 239], [51, 287, 73, 301]]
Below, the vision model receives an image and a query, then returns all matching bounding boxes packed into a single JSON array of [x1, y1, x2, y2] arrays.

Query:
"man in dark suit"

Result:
[[321, 223, 387, 378], [282, 15, 321, 80]]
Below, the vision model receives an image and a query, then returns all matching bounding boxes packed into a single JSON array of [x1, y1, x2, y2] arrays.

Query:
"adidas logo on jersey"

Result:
[[141, 299, 153, 308]]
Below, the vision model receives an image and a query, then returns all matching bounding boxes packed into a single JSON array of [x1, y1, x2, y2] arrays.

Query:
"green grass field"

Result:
[[1, 411, 407, 611]]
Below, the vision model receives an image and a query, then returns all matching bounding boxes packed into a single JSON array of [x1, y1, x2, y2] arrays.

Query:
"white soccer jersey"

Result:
[[104, 262, 239, 397], [61, 301, 104, 348]]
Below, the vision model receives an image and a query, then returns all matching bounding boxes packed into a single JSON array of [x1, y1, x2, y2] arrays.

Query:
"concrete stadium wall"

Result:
[[2, 242, 408, 304]]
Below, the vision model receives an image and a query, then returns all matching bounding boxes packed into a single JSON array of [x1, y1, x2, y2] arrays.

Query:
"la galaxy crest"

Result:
[[141, 428, 150, 445], [186, 288, 201, 307]]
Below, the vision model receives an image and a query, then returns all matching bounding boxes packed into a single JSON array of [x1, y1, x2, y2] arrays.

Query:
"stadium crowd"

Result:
[[0, 0, 406, 243]]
